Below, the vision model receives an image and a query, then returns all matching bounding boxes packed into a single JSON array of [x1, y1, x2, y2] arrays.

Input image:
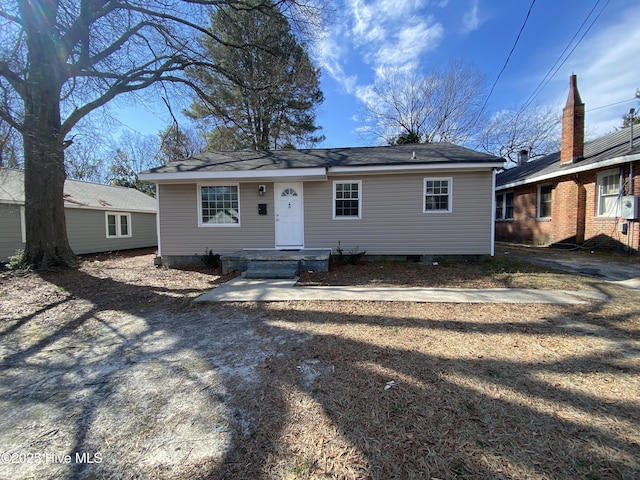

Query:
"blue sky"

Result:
[[114, 0, 640, 148]]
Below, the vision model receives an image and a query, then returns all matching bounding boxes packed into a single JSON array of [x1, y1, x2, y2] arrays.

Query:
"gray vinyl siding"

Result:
[[157, 170, 493, 257], [65, 208, 157, 255], [1, 205, 156, 262], [158, 183, 275, 256], [0, 204, 24, 262], [304, 171, 493, 255]]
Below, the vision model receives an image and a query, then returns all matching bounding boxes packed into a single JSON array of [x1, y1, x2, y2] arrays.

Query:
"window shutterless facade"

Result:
[[424, 178, 452, 213], [495, 192, 514, 220], [538, 184, 552, 219], [596, 169, 621, 217], [333, 181, 361, 219], [199, 185, 240, 226], [105, 212, 132, 238]]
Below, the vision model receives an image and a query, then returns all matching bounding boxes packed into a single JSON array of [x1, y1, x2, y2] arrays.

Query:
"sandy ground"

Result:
[[1, 248, 639, 479]]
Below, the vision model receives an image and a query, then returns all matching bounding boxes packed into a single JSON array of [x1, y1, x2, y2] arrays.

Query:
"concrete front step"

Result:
[[221, 249, 331, 275], [242, 260, 300, 279]]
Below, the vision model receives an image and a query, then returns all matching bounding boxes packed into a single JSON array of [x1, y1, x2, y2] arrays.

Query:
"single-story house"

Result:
[[138, 143, 504, 267], [495, 75, 640, 251], [0, 168, 157, 263]]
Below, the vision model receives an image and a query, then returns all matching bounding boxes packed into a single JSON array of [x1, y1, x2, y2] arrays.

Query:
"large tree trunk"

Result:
[[20, 0, 77, 269], [22, 118, 77, 269]]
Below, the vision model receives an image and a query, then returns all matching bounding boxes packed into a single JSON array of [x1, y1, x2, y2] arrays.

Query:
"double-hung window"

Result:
[[106, 212, 131, 238], [199, 185, 240, 226], [538, 184, 552, 219], [334, 181, 361, 219], [424, 178, 452, 213], [597, 170, 621, 217], [495, 192, 514, 220]]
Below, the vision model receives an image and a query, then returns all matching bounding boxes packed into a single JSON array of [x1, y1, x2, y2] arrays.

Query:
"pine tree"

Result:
[[185, 0, 324, 150]]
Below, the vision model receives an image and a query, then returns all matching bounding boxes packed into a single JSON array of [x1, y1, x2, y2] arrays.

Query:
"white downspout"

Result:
[[491, 169, 497, 256], [155, 184, 162, 258]]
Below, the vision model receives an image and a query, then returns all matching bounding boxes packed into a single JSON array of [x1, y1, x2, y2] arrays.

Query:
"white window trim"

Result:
[[197, 183, 241, 227], [423, 177, 453, 213], [105, 212, 132, 238], [596, 169, 621, 218], [496, 192, 515, 220], [504, 191, 514, 220], [495, 193, 505, 220], [333, 180, 362, 220], [537, 184, 552, 219]]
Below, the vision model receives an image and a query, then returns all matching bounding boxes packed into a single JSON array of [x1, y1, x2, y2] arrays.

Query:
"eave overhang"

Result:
[[139, 167, 328, 183], [496, 153, 640, 191], [140, 162, 504, 184]]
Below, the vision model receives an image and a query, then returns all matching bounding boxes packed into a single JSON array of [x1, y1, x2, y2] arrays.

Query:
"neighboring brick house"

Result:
[[495, 75, 640, 251]]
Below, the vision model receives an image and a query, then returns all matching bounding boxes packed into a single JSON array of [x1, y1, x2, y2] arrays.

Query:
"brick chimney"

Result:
[[560, 74, 585, 165]]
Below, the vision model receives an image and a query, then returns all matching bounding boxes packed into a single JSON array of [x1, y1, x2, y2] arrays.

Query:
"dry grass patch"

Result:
[[220, 296, 640, 479], [298, 254, 596, 291], [1, 249, 639, 480]]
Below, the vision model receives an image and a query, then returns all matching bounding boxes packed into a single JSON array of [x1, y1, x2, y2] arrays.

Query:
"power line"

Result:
[[586, 97, 636, 113], [477, 0, 536, 119], [520, 0, 610, 113], [520, 0, 602, 111]]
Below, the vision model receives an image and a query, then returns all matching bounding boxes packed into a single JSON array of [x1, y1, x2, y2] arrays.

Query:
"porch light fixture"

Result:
[[258, 185, 266, 196]]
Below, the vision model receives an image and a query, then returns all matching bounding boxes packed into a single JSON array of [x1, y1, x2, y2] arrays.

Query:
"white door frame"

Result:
[[274, 182, 304, 248]]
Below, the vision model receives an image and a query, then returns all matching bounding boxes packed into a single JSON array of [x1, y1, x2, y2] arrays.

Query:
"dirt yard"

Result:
[[1, 248, 639, 479]]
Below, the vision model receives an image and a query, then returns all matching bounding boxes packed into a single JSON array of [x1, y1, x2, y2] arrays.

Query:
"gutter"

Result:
[[496, 153, 640, 191], [140, 162, 505, 183]]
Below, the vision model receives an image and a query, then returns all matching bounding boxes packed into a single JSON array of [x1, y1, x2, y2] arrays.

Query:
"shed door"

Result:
[[275, 183, 304, 248]]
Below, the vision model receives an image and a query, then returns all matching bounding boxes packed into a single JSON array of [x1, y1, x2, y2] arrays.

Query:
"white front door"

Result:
[[275, 182, 304, 248]]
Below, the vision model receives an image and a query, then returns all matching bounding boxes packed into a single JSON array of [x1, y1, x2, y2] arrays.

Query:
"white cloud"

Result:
[[375, 18, 443, 68], [314, 0, 445, 104], [349, 0, 385, 45], [561, 4, 640, 135], [354, 83, 377, 107], [462, 0, 480, 34]]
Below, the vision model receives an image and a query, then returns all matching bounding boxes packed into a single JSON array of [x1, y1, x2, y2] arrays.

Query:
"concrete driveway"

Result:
[[498, 246, 640, 289]]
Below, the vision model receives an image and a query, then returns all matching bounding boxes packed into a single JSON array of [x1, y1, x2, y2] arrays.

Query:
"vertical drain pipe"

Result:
[[631, 108, 636, 151]]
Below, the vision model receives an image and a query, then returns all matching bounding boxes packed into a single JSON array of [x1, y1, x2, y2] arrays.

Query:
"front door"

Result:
[[275, 183, 304, 248]]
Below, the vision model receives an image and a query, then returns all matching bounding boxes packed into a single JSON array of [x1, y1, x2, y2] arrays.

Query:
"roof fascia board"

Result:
[[329, 162, 504, 174], [139, 167, 328, 182], [496, 153, 640, 191], [0, 199, 155, 213], [140, 163, 504, 182], [63, 205, 156, 213]]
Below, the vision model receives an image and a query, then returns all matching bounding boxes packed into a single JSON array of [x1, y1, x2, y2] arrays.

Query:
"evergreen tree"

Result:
[[185, 0, 324, 150]]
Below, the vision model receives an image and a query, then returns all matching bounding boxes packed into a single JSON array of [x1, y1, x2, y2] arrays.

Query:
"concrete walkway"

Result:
[[194, 278, 606, 304]]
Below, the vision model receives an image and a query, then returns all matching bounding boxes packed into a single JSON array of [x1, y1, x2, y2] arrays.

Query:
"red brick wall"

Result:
[[496, 161, 640, 251], [495, 184, 555, 245]]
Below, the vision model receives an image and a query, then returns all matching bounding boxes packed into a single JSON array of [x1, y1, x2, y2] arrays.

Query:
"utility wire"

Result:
[[520, 0, 602, 112], [586, 97, 636, 113], [475, 0, 536, 123], [520, 0, 610, 113]]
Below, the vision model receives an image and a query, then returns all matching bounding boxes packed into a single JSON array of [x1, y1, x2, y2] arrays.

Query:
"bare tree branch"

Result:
[[360, 60, 487, 146]]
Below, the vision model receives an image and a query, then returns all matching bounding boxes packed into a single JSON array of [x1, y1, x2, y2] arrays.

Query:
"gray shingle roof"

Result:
[[496, 126, 640, 189], [0, 168, 156, 213], [142, 142, 503, 175]]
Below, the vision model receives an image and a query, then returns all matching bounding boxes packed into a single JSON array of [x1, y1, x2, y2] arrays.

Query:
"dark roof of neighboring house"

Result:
[[496, 126, 640, 189], [0, 168, 156, 213], [142, 142, 503, 175]]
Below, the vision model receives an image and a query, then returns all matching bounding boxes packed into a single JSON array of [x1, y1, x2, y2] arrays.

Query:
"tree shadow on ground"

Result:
[[1, 265, 639, 479], [210, 297, 640, 479]]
